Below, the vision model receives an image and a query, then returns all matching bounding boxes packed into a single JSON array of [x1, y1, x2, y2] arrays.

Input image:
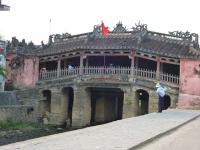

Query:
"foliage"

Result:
[[4, 81, 18, 91], [0, 66, 6, 77], [0, 119, 42, 131]]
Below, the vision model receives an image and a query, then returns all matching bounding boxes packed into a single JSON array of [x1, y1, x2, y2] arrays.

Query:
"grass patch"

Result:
[[0, 119, 42, 131]]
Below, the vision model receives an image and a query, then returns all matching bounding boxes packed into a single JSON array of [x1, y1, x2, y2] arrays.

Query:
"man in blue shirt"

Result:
[[156, 83, 167, 113]]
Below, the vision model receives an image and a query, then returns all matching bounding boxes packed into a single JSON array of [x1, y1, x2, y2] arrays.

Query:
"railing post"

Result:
[[57, 59, 61, 77], [130, 51, 135, 77], [79, 54, 85, 75], [156, 57, 160, 80], [80, 56, 83, 75]]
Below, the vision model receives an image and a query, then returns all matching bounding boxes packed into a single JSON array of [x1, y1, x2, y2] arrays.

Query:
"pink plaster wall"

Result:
[[178, 59, 200, 109], [16, 57, 39, 88], [6, 53, 16, 81]]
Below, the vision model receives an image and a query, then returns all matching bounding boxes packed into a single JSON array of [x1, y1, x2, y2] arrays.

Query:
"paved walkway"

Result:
[[1, 109, 200, 150], [140, 117, 200, 150]]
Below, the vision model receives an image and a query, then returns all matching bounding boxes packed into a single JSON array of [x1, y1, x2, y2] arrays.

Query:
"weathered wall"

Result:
[[95, 95, 117, 123], [178, 59, 200, 109], [49, 88, 68, 125], [16, 57, 39, 88], [95, 96, 105, 123], [6, 53, 16, 82], [72, 87, 91, 128], [0, 91, 19, 105], [0, 105, 37, 122], [123, 87, 138, 118], [0, 90, 38, 123], [7, 55, 39, 88], [36, 80, 178, 127]]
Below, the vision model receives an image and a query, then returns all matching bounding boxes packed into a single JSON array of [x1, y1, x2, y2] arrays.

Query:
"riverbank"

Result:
[[0, 120, 68, 146]]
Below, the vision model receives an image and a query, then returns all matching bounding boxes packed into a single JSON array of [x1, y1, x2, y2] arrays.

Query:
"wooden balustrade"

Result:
[[39, 67, 179, 85], [160, 73, 179, 84]]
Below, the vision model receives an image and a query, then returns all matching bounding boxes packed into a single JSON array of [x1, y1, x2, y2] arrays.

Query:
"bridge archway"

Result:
[[38, 90, 51, 122], [61, 87, 74, 127], [163, 95, 171, 110], [42, 90, 51, 112], [90, 87, 124, 125], [135, 89, 149, 115]]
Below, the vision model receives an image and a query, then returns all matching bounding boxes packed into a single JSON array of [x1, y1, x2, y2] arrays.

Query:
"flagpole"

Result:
[[49, 19, 51, 35]]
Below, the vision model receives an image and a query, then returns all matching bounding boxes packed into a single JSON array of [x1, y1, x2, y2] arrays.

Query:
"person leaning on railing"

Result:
[[155, 82, 167, 113], [68, 65, 74, 75]]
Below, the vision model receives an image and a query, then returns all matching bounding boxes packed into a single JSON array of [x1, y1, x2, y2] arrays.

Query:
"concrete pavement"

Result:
[[0, 109, 200, 150], [140, 116, 200, 150]]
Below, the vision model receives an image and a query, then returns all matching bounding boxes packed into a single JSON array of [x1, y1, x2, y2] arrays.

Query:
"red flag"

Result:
[[101, 21, 109, 37]]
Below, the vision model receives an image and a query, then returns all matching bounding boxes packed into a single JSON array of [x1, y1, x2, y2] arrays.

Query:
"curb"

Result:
[[128, 114, 200, 150]]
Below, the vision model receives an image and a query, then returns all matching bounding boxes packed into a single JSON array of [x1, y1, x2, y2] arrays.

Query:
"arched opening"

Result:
[[42, 90, 51, 112], [62, 87, 74, 127], [90, 87, 124, 125], [163, 95, 171, 110], [136, 89, 149, 115], [38, 90, 51, 122]]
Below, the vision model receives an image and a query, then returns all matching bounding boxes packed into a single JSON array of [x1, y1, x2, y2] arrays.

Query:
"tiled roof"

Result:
[[23, 30, 200, 59]]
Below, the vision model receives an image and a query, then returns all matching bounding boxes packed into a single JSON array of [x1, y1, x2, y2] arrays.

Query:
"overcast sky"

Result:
[[0, 0, 200, 44]]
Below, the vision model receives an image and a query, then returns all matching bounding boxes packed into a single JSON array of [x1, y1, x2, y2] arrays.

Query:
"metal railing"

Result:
[[39, 66, 179, 85]]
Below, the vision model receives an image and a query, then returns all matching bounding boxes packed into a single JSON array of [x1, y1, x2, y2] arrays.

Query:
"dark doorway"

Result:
[[163, 95, 171, 110], [90, 87, 124, 125], [68, 87, 74, 127], [42, 90, 51, 112], [136, 89, 149, 115]]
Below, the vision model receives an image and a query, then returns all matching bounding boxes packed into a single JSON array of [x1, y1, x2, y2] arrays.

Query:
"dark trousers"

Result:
[[158, 96, 164, 112]]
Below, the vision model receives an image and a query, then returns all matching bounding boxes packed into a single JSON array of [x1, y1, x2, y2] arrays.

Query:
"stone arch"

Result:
[[89, 87, 124, 125], [42, 90, 51, 113], [135, 89, 149, 115], [61, 87, 74, 127], [38, 90, 51, 123], [163, 95, 171, 110]]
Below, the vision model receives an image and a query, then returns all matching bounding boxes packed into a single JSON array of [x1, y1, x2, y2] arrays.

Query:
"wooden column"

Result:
[[64, 59, 67, 69], [135, 57, 139, 68], [79, 54, 84, 75], [130, 51, 135, 76], [156, 57, 160, 80], [160, 62, 163, 73], [57, 59, 61, 77], [85, 57, 89, 67]]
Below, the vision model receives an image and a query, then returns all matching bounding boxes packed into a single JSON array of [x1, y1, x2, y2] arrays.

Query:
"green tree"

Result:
[[0, 66, 6, 77]]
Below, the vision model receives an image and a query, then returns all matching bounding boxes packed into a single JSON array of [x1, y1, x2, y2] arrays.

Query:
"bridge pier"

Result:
[[49, 88, 67, 125], [123, 88, 138, 118], [72, 87, 91, 128]]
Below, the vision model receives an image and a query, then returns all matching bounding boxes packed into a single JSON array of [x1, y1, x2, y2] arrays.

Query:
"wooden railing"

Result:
[[39, 67, 179, 85], [160, 73, 179, 85]]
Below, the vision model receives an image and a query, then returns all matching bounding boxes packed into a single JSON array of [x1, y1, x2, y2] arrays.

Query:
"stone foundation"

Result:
[[0, 105, 37, 122], [178, 93, 200, 109]]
